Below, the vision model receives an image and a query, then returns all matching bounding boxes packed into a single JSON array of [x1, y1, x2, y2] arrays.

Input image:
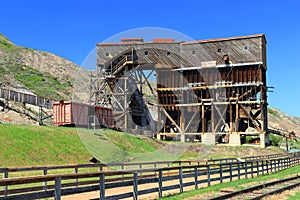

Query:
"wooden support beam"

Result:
[[240, 104, 263, 133], [214, 105, 229, 132], [184, 108, 199, 132], [161, 107, 182, 133]]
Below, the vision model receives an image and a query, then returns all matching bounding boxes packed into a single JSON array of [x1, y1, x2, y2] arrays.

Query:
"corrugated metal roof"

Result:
[[96, 34, 266, 46]]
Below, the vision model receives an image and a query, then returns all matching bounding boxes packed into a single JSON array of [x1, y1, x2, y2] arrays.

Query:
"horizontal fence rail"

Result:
[[0, 153, 299, 200], [0, 153, 289, 179]]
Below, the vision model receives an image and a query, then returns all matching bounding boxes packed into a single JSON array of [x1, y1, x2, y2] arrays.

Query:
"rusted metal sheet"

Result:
[[52, 101, 113, 128]]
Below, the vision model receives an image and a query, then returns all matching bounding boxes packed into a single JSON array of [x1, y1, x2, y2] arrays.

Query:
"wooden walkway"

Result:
[[0, 88, 53, 109]]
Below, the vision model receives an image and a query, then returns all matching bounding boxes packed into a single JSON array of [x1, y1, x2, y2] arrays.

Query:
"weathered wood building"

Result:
[[93, 34, 269, 147]]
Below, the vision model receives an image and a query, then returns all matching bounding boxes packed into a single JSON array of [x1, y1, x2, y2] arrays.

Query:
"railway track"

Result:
[[208, 175, 300, 200]]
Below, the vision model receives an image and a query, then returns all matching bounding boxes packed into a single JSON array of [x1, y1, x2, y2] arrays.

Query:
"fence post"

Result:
[[133, 172, 138, 200], [219, 164, 223, 183], [179, 167, 183, 193], [43, 168, 48, 191], [237, 163, 240, 180], [74, 167, 78, 189], [194, 166, 198, 189], [121, 164, 124, 180], [3, 169, 8, 197], [270, 160, 273, 172], [139, 164, 142, 176], [285, 158, 287, 169], [229, 163, 232, 182], [100, 173, 105, 200], [251, 162, 254, 178], [261, 161, 264, 175], [256, 161, 259, 177], [244, 162, 248, 179], [266, 161, 269, 174], [207, 165, 211, 186], [158, 169, 162, 198], [55, 177, 61, 200]]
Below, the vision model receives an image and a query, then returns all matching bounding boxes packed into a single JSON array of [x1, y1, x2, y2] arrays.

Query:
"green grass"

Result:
[[0, 124, 91, 167], [268, 108, 281, 119], [288, 190, 300, 200], [7, 64, 72, 100], [0, 33, 18, 52], [76, 129, 176, 163], [0, 124, 288, 168], [0, 124, 168, 167], [161, 163, 300, 199], [269, 134, 282, 146]]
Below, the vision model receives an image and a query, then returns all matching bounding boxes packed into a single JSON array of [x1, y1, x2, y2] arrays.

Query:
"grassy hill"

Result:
[[0, 32, 89, 101], [0, 124, 287, 168], [0, 124, 92, 167]]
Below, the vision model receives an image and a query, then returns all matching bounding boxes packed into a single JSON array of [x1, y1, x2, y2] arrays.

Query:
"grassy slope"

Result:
[[0, 33, 72, 100], [0, 125, 166, 167], [0, 125, 91, 167], [0, 124, 290, 168]]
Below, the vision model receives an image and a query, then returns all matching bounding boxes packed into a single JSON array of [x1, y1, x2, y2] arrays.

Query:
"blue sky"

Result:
[[1, 0, 300, 117]]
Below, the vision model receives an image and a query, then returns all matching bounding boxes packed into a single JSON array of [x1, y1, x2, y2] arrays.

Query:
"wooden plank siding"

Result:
[[95, 34, 268, 146]]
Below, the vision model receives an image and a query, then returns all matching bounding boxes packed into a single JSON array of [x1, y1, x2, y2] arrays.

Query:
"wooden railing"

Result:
[[0, 88, 53, 109], [0, 153, 288, 180], [0, 153, 298, 200]]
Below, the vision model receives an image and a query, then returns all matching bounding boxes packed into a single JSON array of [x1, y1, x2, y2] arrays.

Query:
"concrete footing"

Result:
[[260, 133, 270, 148], [229, 134, 241, 146], [202, 133, 215, 145]]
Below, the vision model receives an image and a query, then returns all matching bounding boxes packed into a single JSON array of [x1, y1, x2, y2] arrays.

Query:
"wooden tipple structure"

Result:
[[93, 34, 269, 147]]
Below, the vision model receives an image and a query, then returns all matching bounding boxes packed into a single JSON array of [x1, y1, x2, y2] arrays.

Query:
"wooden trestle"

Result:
[[94, 34, 269, 147]]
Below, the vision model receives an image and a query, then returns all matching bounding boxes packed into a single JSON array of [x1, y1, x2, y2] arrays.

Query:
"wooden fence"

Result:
[[0, 153, 287, 180], [0, 153, 299, 200]]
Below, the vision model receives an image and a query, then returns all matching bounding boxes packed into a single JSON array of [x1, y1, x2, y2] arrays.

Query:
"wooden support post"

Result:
[[207, 165, 211, 186], [235, 100, 239, 132], [219, 164, 223, 183], [3, 169, 8, 197], [270, 160, 273, 172], [55, 177, 61, 200], [124, 74, 128, 130], [133, 172, 138, 200], [161, 107, 182, 133], [202, 103, 205, 134], [43, 169, 48, 191], [237, 163, 241, 180], [194, 166, 198, 189], [158, 170, 163, 198], [74, 167, 78, 188], [262, 161, 264, 175], [229, 163, 233, 182], [121, 164, 124, 180], [211, 102, 215, 133], [245, 162, 248, 179], [229, 103, 233, 133], [251, 162, 254, 178], [100, 173, 105, 200], [179, 168, 183, 193], [256, 161, 259, 177], [139, 164, 142, 176]]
